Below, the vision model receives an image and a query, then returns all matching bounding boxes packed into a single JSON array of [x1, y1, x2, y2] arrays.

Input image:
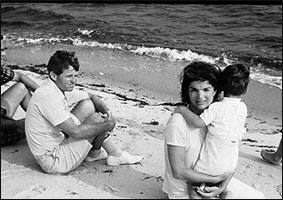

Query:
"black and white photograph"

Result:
[[1, 2, 281, 199]]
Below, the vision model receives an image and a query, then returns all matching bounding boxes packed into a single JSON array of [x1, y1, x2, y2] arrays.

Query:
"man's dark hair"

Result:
[[47, 50, 79, 75]]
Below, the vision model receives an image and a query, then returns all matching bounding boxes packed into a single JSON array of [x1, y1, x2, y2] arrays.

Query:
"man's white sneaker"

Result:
[[85, 148, 108, 162], [106, 151, 143, 166]]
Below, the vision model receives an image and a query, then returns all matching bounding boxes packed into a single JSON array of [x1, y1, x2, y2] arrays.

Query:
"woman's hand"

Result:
[[195, 185, 222, 198], [196, 171, 234, 198]]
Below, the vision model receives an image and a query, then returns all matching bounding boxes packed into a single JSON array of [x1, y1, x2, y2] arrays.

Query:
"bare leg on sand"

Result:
[[261, 137, 282, 166]]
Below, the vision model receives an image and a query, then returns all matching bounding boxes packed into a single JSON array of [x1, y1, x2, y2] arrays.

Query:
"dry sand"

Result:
[[1, 65, 282, 199]]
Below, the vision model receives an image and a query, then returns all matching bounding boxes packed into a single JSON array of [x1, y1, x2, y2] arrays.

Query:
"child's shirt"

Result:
[[193, 97, 247, 175]]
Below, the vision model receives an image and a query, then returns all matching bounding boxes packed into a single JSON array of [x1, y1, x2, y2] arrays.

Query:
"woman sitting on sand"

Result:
[[162, 61, 264, 199]]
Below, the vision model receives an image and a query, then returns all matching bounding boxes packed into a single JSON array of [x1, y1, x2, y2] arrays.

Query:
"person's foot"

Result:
[[85, 148, 108, 162], [106, 151, 143, 166], [260, 149, 282, 166]]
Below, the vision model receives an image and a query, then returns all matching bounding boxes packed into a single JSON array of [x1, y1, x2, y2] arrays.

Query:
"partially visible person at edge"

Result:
[[162, 61, 264, 199], [25, 50, 143, 174], [174, 63, 250, 199], [261, 137, 282, 166], [1, 34, 40, 147]]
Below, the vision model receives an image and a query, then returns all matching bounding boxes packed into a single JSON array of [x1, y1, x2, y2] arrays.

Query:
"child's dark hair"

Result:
[[47, 50, 79, 75], [221, 63, 250, 96]]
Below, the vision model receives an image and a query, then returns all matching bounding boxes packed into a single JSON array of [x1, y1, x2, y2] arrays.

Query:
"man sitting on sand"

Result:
[[25, 50, 143, 174], [1, 34, 40, 147]]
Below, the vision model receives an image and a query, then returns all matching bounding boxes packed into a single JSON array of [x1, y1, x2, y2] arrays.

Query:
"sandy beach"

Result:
[[1, 57, 282, 199]]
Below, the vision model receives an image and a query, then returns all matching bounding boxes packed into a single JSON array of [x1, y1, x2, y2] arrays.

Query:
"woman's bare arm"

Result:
[[167, 144, 230, 183]]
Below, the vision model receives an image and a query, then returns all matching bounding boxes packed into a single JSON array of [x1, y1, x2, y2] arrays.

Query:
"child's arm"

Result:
[[174, 105, 206, 128]]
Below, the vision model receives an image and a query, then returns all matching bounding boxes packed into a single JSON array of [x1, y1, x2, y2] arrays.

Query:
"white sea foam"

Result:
[[78, 28, 94, 36], [5, 35, 282, 90], [250, 71, 282, 90]]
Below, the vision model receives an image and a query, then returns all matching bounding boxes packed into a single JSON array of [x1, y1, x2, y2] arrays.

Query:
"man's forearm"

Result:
[[83, 121, 114, 139], [71, 120, 115, 139]]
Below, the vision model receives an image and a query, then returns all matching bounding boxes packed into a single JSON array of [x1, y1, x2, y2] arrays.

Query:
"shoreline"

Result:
[[5, 46, 282, 104], [1, 51, 282, 198]]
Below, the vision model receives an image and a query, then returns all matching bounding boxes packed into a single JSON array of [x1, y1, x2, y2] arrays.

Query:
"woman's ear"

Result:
[[49, 71, 57, 82]]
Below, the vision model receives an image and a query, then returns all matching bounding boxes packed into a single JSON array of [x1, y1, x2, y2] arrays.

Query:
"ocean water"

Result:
[[1, 3, 282, 93]]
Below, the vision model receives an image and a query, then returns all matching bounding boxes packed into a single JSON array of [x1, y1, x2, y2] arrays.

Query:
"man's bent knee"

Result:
[[77, 99, 95, 111], [71, 99, 95, 122]]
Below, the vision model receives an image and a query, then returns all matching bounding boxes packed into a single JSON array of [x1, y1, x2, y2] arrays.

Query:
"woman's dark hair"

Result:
[[179, 61, 221, 105], [221, 63, 250, 96], [47, 50, 79, 75]]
